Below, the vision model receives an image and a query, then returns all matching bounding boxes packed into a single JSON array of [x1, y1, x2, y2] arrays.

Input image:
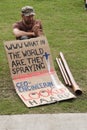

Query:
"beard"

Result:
[[24, 19, 33, 25], [25, 20, 31, 24]]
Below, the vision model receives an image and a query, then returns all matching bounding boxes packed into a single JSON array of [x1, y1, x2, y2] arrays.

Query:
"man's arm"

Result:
[[13, 28, 35, 38]]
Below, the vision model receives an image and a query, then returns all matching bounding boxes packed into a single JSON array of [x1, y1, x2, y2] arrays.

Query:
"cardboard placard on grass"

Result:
[[4, 36, 75, 107]]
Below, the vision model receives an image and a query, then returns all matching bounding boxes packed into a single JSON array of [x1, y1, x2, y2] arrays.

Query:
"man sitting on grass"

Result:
[[13, 6, 44, 40]]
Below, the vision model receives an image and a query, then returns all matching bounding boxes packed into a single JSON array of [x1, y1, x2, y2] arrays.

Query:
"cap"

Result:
[[21, 6, 35, 16]]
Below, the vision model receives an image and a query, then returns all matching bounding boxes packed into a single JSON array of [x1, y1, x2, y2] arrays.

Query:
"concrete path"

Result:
[[0, 113, 87, 130]]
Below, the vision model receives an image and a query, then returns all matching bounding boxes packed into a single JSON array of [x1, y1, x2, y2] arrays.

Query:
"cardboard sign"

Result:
[[4, 36, 75, 107]]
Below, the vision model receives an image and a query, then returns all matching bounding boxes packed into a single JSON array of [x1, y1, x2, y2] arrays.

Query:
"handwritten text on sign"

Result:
[[14, 79, 71, 107], [10, 48, 45, 74], [5, 38, 50, 76]]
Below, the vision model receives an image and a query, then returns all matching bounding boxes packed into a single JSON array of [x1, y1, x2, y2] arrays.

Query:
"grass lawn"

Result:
[[0, 0, 87, 114]]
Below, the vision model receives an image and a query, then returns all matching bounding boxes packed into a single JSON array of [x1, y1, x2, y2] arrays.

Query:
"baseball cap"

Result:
[[21, 6, 35, 16]]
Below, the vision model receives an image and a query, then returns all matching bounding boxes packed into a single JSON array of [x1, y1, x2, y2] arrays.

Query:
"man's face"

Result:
[[22, 15, 34, 25]]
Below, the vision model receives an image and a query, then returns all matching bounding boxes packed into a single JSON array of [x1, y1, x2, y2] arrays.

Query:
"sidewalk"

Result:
[[0, 113, 87, 130]]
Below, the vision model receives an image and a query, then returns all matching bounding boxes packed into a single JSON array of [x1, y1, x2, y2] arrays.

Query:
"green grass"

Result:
[[0, 0, 87, 114]]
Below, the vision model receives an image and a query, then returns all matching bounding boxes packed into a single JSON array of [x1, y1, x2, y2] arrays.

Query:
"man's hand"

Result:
[[32, 24, 40, 36]]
